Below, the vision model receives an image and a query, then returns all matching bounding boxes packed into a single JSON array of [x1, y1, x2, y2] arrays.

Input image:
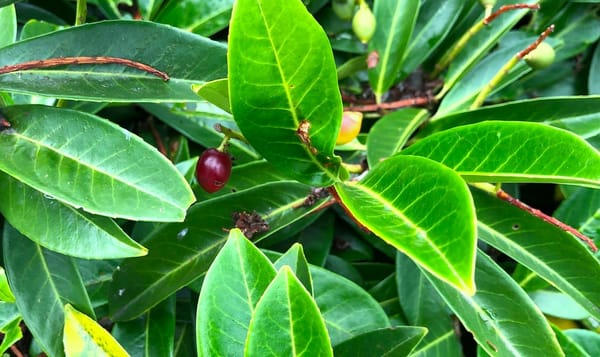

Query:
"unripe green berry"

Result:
[[524, 42, 555, 70], [352, 3, 376, 44], [332, 0, 355, 21]]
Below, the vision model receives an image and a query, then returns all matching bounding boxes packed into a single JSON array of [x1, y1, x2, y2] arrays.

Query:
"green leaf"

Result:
[[274, 243, 313, 295], [423, 96, 600, 138], [156, 0, 234, 36], [398, 0, 464, 80], [472, 188, 600, 320], [192, 78, 231, 113], [555, 187, 600, 243], [3, 224, 94, 357], [0, 172, 147, 259], [0, 302, 22, 355], [565, 330, 600, 356], [244, 266, 333, 356], [109, 182, 329, 321], [530, 290, 590, 320], [403, 121, 600, 188], [368, 0, 419, 102], [396, 253, 463, 357], [64, 304, 129, 357], [332, 326, 426, 357], [229, 0, 345, 186], [196, 229, 277, 356], [423, 250, 563, 357], [552, 325, 591, 357], [590, 42, 600, 94], [0, 20, 227, 102], [366, 108, 429, 167], [0, 105, 194, 221], [0, 267, 14, 302], [0, 1, 18, 8], [438, 0, 538, 99], [335, 155, 477, 294], [112, 296, 176, 357], [0, 4, 15, 48]]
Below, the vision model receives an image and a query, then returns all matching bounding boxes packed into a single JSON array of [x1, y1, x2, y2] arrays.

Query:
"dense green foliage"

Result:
[[0, 0, 599, 356]]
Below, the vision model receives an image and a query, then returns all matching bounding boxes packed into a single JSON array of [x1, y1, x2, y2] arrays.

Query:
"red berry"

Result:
[[196, 148, 232, 193]]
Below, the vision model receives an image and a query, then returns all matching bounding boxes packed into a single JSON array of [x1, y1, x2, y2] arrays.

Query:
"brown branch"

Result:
[[517, 24, 555, 59], [0, 56, 169, 81], [345, 95, 432, 112], [10, 345, 25, 357], [484, 4, 541, 25], [146, 117, 168, 156], [328, 186, 371, 233], [496, 189, 598, 252]]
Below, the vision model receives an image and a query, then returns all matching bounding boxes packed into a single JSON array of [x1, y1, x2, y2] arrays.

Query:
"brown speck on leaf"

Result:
[[232, 211, 269, 239], [367, 51, 379, 69], [296, 119, 318, 154]]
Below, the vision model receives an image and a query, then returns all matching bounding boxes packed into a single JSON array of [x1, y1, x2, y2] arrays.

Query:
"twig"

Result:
[[470, 24, 554, 109], [496, 189, 598, 252], [483, 4, 541, 25], [75, 0, 87, 25], [345, 95, 432, 112], [146, 117, 168, 156], [10, 345, 24, 357], [0, 56, 169, 81]]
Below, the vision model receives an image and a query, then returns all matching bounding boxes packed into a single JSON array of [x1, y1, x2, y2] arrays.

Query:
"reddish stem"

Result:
[[327, 186, 371, 233], [146, 117, 168, 156], [496, 189, 598, 252], [344, 95, 432, 112], [484, 4, 541, 25], [10, 345, 24, 357], [517, 25, 555, 59], [0, 56, 169, 81]]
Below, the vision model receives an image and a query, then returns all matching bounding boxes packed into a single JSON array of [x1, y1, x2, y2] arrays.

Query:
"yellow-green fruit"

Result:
[[524, 42, 556, 70], [332, 0, 355, 21], [336, 111, 363, 145], [352, 4, 376, 44]]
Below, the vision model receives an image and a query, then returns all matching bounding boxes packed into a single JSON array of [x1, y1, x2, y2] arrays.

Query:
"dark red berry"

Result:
[[196, 148, 232, 193]]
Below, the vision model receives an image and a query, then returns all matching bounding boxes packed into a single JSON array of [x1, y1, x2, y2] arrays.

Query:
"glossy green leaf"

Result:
[[550, 4, 600, 60], [366, 108, 429, 167], [274, 244, 313, 295], [590, 42, 600, 94], [0, 21, 227, 102], [472, 188, 600, 320], [396, 253, 463, 357], [333, 326, 426, 356], [552, 326, 591, 357], [192, 78, 231, 113], [64, 304, 129, 357], [530, 290, 590, 320], [398, 0, 463, 81], [138, 0, 164, 20], [0, 172, 147, 259], [0, 302, 22, 355], [141, 102, 259, 164], [368, 0, 419, 102], [156, 0, 234, 36], [196, 229, 277, 356], [264, 251, 390, 347], [0, 267, 14, 302], [3, 224, 94, 357], [424, 96, 600, 139], [403, 121, 600, 188], [438, 0, 537, 97], [0, 4, 15, 48], [335, 155, 477, 294], [112, 296, 176, 357], [229, 0, 345, 186], [554, 187, 600, 242], [565, 330, 600, 356], [244, 266, 333, 356], [109, 182, 329, 321], [0, 1, 18, 7], [295, 211, 334, 267], [437, 36, 537, 115], [0, 105, 194, 221], [424, 250, 563, 357]]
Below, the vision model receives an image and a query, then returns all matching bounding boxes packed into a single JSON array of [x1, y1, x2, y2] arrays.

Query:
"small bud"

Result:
[[524, 42, 555, 70], [332, 0, 356, 21], [352, 2, 376, 44]]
